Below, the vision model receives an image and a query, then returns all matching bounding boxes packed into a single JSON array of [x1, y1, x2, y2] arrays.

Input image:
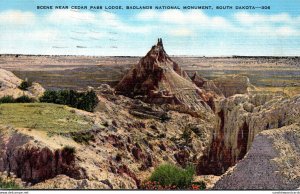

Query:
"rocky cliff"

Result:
[[198, 93, 300, 175], [0, 126, 86, 184], [0, 68, 44, 99], [213, 75, 254, 97], [214, 123, 300, 189]]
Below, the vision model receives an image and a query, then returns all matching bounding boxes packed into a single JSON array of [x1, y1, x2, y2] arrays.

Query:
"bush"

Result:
[[160, 113, 171, 123], [148, 164, 195, 189], [62, 145, 76, 155], [181, 128, 192, 145], [15, 95, 35, 103], [0, 95, 35, 103], [40, 90, 99, 112], [71, 133, 95, 144], [0, 96, 15, 103], [0, 176, 21, 189], [18, 81, 31, 91]]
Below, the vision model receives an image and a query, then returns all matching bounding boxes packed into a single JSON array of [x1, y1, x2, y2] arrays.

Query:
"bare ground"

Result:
[[1, 55, 300, 95]]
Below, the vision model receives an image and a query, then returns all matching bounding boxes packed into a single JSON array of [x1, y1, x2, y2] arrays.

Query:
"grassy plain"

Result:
[[0, 103, 93, 133]]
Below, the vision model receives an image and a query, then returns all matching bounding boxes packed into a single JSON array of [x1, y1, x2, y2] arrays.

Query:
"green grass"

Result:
[[0, 103, 94, 133], [149, 164, 195, 189], [0, 177, 21, 189]]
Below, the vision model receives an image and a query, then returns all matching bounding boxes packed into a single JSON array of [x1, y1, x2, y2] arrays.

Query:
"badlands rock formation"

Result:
[[191, 72, 223, 97], [0, 126, 86, 184], [115, 39, 215, 117], [0, 68, 44, 98], [1, 40, 300, 189], [116, 39, 300, 188], [0, 66, 215, 188], [0, 90, 215, 189], [198, 93, 300, 175], [214, 123, 300, 189], [213, 75, 254, 97]]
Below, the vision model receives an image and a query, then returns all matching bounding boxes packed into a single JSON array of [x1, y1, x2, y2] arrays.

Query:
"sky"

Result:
[[0, 0, 300, 56]]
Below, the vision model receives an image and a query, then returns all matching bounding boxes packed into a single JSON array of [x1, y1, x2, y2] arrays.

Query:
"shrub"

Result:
[[39, 90, 59, 103], [79, 90, 99, 112], [0, 96, 15, 103], [15, 95, 35, 103], [148, 164, 195, 189], [40, 90, 99, 112], [71, 133, 95, 144], [160, 113, 171, 123], [62, 145, 76, 155], [18, 81, 31, 91], [181, 128, 192, 145], [0, 95, 35, 103], [0, 176, 21, 189]]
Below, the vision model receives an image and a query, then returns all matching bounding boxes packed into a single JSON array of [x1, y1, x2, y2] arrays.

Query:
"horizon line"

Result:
[[1, 53, 300, 58]]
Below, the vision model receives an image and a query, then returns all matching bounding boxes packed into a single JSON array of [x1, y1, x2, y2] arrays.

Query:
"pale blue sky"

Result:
[[0, 0, 300, 56]]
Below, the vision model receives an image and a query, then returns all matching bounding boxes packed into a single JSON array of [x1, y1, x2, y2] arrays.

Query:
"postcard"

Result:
[[0, 0, 300, 191]]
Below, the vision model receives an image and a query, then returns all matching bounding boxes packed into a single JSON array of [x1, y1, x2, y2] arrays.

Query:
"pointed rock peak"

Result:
[[115, 39, 186, 97], [157, 38, 163, 47], [144, 38, 170, 63], [115, 39, 214, 116]]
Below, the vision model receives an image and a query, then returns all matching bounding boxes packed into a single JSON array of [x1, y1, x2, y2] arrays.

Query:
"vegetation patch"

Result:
[[0, 176, 21, 189], [181, 128, 192, 145], [160, 113, 171, 123], [0, 95, 35, 103], [70, 132, 95, 144], [143, 163, 199, 190], [18, 80, 32, 91], [0, 103, 93, 133], [0, 96, 15, 103], [40, 90, 99, 112], [62, 145, 76, 155], [15, 95, 35, 103]]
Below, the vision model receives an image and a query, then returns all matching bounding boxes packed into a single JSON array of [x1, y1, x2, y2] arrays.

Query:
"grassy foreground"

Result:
[[0, 103, 93, 133]]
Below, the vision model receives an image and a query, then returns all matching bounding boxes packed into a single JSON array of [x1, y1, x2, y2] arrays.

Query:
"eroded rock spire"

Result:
[[115, 39, 215, 117]]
